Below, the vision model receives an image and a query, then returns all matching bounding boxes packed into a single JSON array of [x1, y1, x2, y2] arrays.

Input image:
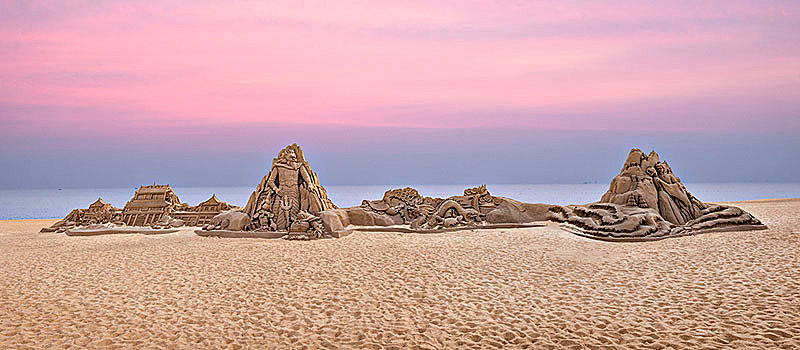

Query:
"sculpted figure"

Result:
[[242, 144, 337, 232], [463, 184, 498, 209], [653, 162, 704, 225], [597, 148, 741, 229], [437, 215, 468, 228], [463, 208, 485, 224], [287, 211, 324, 240], [417, 199, 488, 229], [269, 148, 320, 230], [362, 187, 428, 222], [409, 204, 435, 230], [204, 211, 250, 231]]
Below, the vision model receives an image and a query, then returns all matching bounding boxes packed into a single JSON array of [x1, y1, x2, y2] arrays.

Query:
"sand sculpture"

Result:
[[317, 185, 552, 235], [40, 198, 121, 233], [120, 184, 184, 227], [121, 185, 238, 228], [286, 211, 325, 240], [42, 185, 237, 234], [360, 185, 494, 229], [45, 145, 765, 242], [198, 146, 550, 239], [550, 149, 766, 241], [172, 194, 237, 226], [599, 149, 706, 225], [201, 144, 337, 240]]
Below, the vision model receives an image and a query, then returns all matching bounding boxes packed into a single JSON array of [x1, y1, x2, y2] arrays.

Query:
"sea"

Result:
[[1, 183, 799, 220]]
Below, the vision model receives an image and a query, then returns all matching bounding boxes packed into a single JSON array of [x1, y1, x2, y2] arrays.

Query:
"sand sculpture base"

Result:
[[194, 229, 354, 239], [193, 223, 545, 239], [194, 230, 286, 239], [559, 223, 768, 243], [550, 203, 767, 242], [352, 222, 546, 234], [65, 227, 180, 236]]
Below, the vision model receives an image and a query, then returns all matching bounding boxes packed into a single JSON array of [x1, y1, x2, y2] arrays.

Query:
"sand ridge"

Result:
[[0, 200, 798, 349]]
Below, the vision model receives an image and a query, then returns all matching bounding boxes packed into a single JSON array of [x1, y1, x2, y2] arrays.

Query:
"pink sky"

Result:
[[1, 1, 799, 188], [2, 0, 798, 134]]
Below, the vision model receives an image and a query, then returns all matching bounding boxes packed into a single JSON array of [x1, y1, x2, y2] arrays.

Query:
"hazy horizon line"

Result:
[[4, 180, 800, 191]]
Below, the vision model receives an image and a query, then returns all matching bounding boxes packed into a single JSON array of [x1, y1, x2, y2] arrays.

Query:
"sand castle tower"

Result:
[[242, 144, 337, 231]]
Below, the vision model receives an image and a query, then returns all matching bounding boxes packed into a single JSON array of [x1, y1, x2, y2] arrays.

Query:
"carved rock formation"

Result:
[[550, 148, 766, 241], [239, 144, 337, 232], [600, 149, 705, 225]]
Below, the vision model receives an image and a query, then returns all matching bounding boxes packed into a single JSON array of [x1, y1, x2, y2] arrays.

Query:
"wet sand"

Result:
[[1, 199, 798, 349]]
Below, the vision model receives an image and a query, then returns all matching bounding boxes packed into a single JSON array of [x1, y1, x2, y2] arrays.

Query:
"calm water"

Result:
[[1, 183, 799, 220]]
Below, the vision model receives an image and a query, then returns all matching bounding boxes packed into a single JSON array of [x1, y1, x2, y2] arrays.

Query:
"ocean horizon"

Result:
[[2, 182, 799, 220]]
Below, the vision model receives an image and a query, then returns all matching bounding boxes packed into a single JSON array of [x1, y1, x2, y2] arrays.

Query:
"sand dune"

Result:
[[1, 199, 798, 349]]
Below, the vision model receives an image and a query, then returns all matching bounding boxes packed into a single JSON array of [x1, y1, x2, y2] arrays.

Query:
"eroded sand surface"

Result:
[[1, 200, 798, 349]]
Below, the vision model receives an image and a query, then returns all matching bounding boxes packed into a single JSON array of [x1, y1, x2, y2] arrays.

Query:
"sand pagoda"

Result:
[[40, 198, 121, 233], [550, 148, 766, 241]]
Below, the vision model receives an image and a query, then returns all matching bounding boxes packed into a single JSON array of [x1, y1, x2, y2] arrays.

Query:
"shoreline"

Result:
[[4, 197, 798, 222]]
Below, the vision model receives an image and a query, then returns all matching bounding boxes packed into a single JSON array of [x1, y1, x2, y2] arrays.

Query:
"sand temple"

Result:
[[172, 194, 236, 227], [40, 198, 121, 232], [550, 148, 766, 241], [42, 185, 237, 234], [121, 184, 184, 226]]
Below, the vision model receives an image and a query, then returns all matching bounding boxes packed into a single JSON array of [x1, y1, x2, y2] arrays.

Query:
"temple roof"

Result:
[[198, 194, 223, 206], [136, 184, 175, 194], [90, 198, 110, 206]]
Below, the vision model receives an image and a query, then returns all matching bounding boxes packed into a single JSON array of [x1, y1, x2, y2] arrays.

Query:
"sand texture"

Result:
[[1, 200, 798, 349]]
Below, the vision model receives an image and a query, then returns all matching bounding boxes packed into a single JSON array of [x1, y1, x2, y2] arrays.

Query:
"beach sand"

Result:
[[1, 199, 798, 349]]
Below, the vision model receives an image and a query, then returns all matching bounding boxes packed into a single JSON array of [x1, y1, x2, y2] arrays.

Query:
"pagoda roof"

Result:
[[198, 194, 224, 206], [136, 184, 174, 194], [90, 198, 110, 206]]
